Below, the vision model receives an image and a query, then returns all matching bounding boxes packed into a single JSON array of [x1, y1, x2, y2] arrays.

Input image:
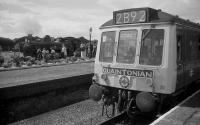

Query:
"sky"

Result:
[[0, 0, 200, 40]]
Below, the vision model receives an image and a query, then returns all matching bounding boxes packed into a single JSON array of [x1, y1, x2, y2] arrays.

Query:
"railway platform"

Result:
[[150, 89, 200, 125], [0, 61, 94, 99]]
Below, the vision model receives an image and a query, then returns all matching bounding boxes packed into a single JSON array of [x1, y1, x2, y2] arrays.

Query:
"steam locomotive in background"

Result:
[[89, 7, 200, 117]]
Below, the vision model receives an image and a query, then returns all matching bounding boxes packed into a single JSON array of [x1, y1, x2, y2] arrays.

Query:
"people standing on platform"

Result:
[[50, 47, 55, 60], [0, 45, 3, 66], [85, 44, 88, 57], [37, 48, 42, 60], [50, 47, 55, 54], [61, 44, 67, 59], [86, 43, 93, 58], [45, 49, 51, 62], [80, 43, 86, 59], [42, 48, 46, 61], [46, 49, 49, 54], [92, 44, 97, 57]]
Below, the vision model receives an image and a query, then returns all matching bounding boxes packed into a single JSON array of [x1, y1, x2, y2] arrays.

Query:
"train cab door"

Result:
[[176, 28, 186, 90]]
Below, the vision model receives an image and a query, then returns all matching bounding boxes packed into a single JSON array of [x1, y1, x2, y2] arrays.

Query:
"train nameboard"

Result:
[[102, 67, 153, 78]]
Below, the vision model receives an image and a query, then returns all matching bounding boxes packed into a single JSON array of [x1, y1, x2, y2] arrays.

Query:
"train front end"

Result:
[[89, 8, 177, 116]]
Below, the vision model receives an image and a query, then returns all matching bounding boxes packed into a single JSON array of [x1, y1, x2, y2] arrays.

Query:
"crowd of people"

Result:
[[36, 43, 97, 63], [36, 47, 59, 62]]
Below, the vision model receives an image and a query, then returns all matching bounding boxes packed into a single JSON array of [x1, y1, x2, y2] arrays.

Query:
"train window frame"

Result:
[[139, 29, 165, 66], [198, 35, 200, 51], [99, 31, 116, 63], [116, 29, 138, 64], [177, 34, 182, 62]]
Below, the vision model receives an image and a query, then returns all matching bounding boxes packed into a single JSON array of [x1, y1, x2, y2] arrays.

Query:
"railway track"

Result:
[[97, 111, 155, 125], [10, 85, 199, 125], [96, 81, 200, 125], [8, 80, 200, 125], [1, 80, 91, 124], [98, 112, 127, 125]]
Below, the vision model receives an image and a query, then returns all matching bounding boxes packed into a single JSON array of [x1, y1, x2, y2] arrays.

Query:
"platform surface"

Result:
[[0, 62, 94, 88], [151, 89, 200, 125]]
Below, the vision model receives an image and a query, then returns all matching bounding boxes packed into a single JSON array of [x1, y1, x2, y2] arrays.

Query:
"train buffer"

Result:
[[150, 89, 200, 125]]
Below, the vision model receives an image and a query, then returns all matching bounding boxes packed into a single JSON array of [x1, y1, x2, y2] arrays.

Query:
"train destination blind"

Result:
[[113, 9, 146, 24]]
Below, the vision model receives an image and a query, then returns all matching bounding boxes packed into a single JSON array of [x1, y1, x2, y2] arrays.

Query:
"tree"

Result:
[[43, 35, 51, 42]]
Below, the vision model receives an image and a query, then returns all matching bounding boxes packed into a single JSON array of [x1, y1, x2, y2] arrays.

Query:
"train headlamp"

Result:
[[101, 74, 108, 81], [101, 74, 110, 85], [146, 79, 152, 86]]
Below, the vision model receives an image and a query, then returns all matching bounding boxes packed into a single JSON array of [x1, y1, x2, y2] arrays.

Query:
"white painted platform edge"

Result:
[[150, 89, 200, 125]]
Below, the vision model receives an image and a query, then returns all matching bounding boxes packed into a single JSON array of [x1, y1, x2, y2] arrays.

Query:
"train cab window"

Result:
[[116, 30, 138, 63], [99, 31, 116, 62], [139, 29, 164, 66]]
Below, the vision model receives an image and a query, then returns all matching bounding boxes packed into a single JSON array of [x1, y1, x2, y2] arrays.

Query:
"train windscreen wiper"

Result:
[[141, 28, 152, 41]]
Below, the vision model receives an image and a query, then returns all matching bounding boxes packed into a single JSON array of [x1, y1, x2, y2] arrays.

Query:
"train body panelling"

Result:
[[89, 7, 200, 116], [94, 24, 177, 94]]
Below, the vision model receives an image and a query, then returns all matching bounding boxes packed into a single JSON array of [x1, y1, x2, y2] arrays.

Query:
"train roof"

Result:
[[100, 7, 200, 29]]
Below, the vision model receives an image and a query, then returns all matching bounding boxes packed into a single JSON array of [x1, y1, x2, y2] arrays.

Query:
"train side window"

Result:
[[198, 35, 200, 51], [177, 35, 182, 61]]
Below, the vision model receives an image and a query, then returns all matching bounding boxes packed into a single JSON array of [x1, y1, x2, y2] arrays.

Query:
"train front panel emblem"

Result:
[[119, 75, 130, 88]]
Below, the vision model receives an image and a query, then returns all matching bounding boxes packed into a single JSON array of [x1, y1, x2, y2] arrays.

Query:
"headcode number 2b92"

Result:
[[116, 10, 146, 24]]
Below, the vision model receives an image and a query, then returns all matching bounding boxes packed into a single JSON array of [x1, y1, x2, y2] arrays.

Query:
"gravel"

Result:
[[10, 100, 110, 125]]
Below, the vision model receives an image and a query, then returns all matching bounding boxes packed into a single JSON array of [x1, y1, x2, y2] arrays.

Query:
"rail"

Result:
[[98, 112, 127, 125]]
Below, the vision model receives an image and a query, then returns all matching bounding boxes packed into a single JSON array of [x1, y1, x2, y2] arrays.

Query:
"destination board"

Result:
[[113, 8, 159, 25]]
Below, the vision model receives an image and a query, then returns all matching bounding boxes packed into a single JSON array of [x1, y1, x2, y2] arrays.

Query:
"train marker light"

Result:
[[101, 74, 107, 80], [146, 78, 153, 87], [101, 74, 110, 85]]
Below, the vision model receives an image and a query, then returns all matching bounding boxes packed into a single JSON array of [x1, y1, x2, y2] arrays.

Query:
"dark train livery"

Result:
[[89, 7, 200, 117]]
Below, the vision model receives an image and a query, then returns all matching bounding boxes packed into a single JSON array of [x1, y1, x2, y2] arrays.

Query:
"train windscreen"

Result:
[[116, 30, 138, 63], [99, 31, 116, 62], [139, 29, 164, 66]]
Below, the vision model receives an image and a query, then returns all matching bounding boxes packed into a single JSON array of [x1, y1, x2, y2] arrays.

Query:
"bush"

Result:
[[69, 56, 77, 62], [35, 60, 42, 65], [11, 54, 22, 67], [54, 53, 60, 60], [2, 62, 12, 68], [44, 53, 51, 62], [26, 61, 32, 66]]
